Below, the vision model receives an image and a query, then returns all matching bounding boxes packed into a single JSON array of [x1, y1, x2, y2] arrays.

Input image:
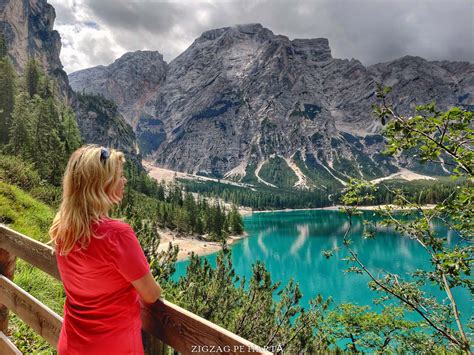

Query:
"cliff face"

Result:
[[70, 51, 168, 129], [69, 23, 473, 186], [1, 0, 141, 163], [368, 57, 474, 113], [74, 94, 141, 166], [0, 0, 71, 101]]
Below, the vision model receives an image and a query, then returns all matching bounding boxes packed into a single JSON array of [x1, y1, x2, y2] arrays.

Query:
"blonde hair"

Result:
[[49, 144, 126, 255]]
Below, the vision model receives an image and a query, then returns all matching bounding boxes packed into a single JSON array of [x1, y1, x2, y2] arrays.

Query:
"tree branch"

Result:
[[347, 246, 462, 348], [385, 108, 472, 175], [440, 272, 472, 353]]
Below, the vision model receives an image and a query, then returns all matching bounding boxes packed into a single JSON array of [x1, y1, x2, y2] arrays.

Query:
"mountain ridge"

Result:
[[69, 23, 473, 188]]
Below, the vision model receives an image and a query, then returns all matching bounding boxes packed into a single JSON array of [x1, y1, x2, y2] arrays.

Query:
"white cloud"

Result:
[[49, 0, 474, 74], [50, 0, 126, 72]]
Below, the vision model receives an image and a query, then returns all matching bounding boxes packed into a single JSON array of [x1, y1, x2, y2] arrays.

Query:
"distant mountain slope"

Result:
[[1, 0, 141, 163], [70, 51, 167, 129], [69, 23, 474, 188]]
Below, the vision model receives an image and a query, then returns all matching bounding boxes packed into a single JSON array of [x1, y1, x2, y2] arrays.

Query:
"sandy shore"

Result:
[[156, 204, 435, 260], [157, 229, 247, 261]]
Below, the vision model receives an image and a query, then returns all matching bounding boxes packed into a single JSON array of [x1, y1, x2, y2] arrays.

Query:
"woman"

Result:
[[49, 145, 162, 355]]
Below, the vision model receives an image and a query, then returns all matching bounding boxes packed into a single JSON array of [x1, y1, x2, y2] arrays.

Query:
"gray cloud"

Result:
[[51, 0, 474, 73], [85, 0, 183, 32], [51, 1, 77, 25]]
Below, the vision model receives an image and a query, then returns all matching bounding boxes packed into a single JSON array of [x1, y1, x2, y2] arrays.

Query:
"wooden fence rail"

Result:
[[0, 331, 21, 355], [0, 224, 270, 354]]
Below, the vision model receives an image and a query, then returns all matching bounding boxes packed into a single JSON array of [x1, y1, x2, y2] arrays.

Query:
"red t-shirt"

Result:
[[56, 218, 150, 355]]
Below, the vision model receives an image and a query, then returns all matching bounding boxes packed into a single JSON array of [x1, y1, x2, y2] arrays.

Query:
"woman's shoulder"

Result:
[[94, 218, 134, 236], [95, 218, 139, 253]]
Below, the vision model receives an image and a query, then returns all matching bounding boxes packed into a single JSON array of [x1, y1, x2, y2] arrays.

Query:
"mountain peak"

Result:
[[112, 50, 166, 66], [69, 49, 168, 129], [199, 23, 274, 42], [234, 23, 266, 34], [291, 37, 332, 61], [68, 24, 470, 182]]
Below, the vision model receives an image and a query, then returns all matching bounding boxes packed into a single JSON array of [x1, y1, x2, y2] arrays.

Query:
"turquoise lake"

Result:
[[173, 210, 471, 324]]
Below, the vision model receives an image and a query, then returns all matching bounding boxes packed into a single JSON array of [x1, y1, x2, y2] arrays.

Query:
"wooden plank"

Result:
[[0, 248, 16, 332], [0, 275, 62, 348], [141, 299, 271, 355], [0, 225, 60, 280], [142, 330, 168, 355], [0, 331, 22, 355]]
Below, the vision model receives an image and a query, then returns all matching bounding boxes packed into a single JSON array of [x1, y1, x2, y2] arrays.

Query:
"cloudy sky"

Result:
[[49, 0, 474, 74]]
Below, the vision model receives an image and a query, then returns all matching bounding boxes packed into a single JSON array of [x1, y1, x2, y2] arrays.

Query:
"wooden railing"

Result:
[[0, 225, 270, 354]]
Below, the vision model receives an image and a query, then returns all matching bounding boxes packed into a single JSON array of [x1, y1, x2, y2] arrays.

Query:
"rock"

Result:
[[73, 93, 141, 166], [0, 0, 72, 102], [69, 23, 474, 186], [69, 50, 168, 129], [1, 0, 141, 165]]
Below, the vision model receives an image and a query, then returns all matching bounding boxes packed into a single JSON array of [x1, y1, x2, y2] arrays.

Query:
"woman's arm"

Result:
[[131, 272, 162, 303]]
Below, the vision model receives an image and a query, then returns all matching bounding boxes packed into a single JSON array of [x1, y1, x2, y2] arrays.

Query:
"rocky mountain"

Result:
[[0, 0, 71, 101], [70, 51, 167, 129], [69, 24, 473, 188], [368, 56, 474, 114], [74, 93, 141, 166], [0, 0, 140, 163]]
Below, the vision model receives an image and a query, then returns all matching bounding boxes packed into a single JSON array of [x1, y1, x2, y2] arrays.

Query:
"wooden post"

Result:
[[142, 330, 168, 355], [0, 248, 16, 332], [0, 331, 22, 354]]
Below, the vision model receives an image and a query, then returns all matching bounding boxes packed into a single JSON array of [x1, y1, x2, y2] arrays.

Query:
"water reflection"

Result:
[[173, 210, 470, 325], [290, 224, 309, 256]]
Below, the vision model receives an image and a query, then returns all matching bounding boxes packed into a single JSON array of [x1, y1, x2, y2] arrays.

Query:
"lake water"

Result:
[[173, 210, 471, 325]]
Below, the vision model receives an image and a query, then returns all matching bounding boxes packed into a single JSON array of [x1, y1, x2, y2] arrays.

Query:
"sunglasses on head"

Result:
[[100, 147, 110, 164]]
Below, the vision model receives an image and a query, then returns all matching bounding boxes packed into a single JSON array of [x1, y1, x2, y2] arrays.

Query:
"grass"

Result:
[[259, 156, 298, 188], [293, 151, 343, 189], [0, 180, 63, 354], [0, 181, 54, 241]]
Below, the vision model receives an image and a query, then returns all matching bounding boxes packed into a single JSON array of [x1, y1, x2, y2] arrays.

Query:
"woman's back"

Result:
[[56, 218, 150, 355]]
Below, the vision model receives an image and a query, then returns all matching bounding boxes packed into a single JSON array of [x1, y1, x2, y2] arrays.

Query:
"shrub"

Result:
[[0, 154, 42, 190]]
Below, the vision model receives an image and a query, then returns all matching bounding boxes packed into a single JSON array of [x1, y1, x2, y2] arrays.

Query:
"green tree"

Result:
[[168, 250, 332, 353], [60, 106, 82, 155], [32, 97, 65, 184], [0, 32, 7, 58], [326, 304, 423, 352], [38, 76, 54, 100], [228, 205, 244, 234], [0, 56, 15, 144], [183, 192, 197, 233], [25, 59, 40, 98], [8, 92, 33, 159], [329, 91, 473, 352]]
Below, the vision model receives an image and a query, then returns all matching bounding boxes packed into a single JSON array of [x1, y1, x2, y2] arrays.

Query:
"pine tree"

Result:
[[8, 92, 32, 159], [0, 56, 15, 145], [183, 192, 197, 233], [38, 77, 54, 99], [0, 32, 7, 58], [60, 106, 81, 155], [32, 97, 65, 184], [156, 183, 165, 201], [25, 59, 40, 98], [228, 205, 244, 235]]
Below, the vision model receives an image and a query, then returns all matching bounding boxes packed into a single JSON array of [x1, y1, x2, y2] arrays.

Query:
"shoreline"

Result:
[[157, 204, 435, 260], [157, 228, 248, 261], [241, 204, 437, 215]]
